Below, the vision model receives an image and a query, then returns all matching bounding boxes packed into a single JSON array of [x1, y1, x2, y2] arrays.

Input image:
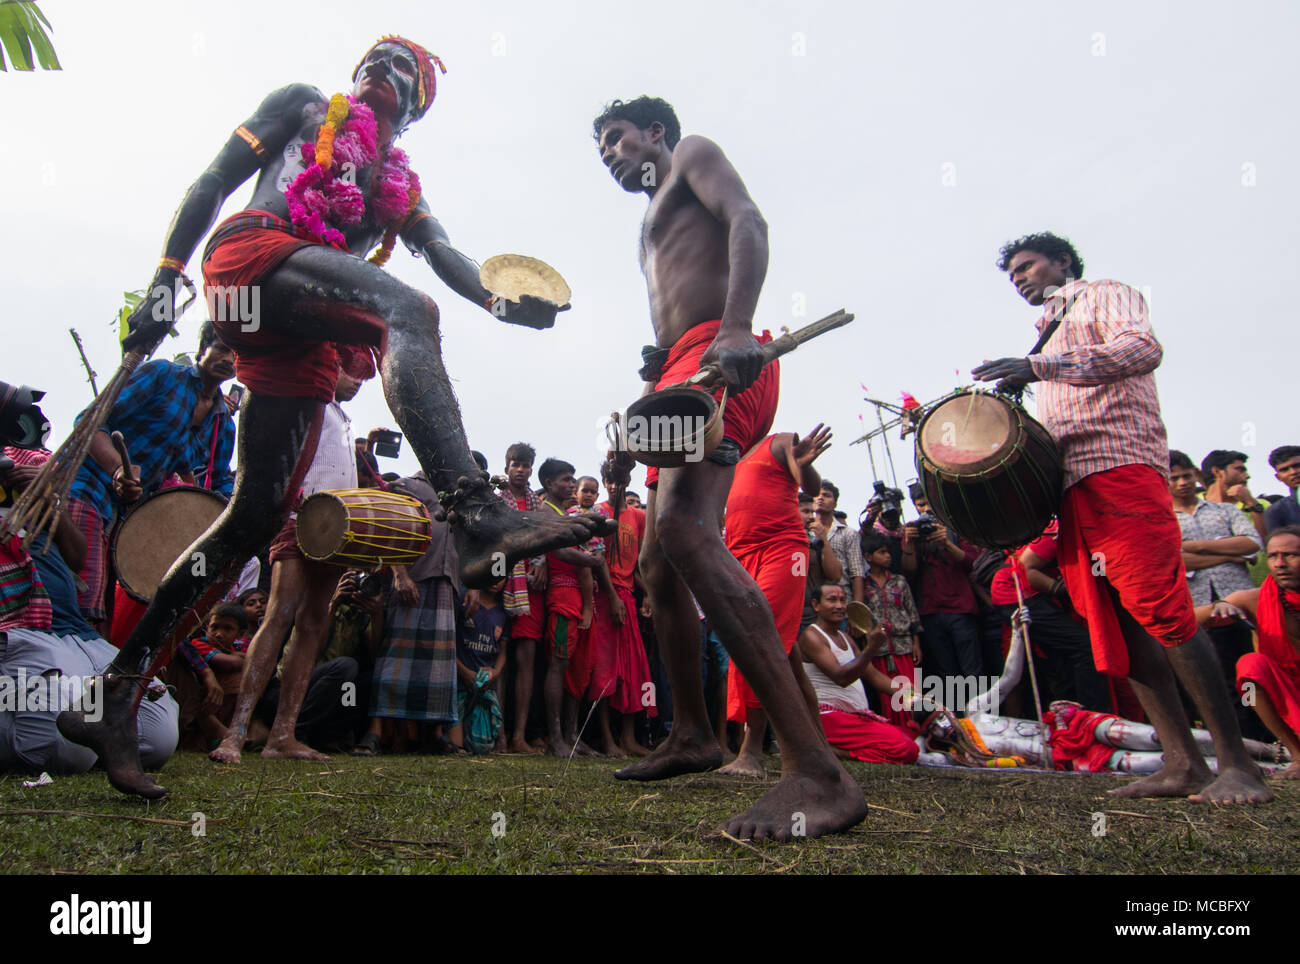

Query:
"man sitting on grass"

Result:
[[799, 583, 920, 765]]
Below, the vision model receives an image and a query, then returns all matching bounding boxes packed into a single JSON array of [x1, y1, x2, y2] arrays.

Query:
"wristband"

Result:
[[158, 256, 185, 273]]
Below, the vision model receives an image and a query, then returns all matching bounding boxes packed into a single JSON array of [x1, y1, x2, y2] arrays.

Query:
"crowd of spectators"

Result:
[[2, 321, 1298, 773]]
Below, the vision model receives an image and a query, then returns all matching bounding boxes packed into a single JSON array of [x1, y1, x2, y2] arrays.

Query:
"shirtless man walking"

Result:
[[593, 97, 865, 839], [58, 37, 609, 799]]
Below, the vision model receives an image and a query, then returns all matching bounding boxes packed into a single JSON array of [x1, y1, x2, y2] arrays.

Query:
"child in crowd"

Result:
[[861, 531, 923, 730], [239, 587, 268, 631], [451, 578, 510, 753], [179, 602, 254, 747]]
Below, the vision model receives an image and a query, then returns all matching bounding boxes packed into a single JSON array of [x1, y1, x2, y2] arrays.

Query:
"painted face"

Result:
[[1267, 534, 1300, 591], [1169, 465, 1199, 501], [353, 41, 421, 130], [1006, 250, 1070, 307], [597, 119, 657, 193], [815, 584, 848, 623]]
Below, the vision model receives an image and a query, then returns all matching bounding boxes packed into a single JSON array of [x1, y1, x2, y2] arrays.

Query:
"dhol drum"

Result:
[[913, 390, 1062, 550], [295, 488, 432, 567], [112, 485, 228, 602]]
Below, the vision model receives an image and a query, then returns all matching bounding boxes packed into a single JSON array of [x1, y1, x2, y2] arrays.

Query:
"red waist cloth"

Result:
[[645, 321, 780, 488], [1045, 705, 1119, 772], [202, 209, 383, 402], [725, 436, 802, 554], [726, 539, 807, 721], [1056, 464, 1198, 677]]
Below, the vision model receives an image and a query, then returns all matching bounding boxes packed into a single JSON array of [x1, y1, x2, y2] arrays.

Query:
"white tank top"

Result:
[[804, 623, 870, 713]]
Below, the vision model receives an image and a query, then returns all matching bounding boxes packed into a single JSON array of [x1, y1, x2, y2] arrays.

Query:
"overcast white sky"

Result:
[[5, 0, 1297, 516]]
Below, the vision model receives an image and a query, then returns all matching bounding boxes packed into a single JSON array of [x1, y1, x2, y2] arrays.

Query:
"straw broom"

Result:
[[0, 278, 198, 552]]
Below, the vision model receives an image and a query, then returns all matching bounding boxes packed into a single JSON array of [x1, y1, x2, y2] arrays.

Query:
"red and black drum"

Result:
[[913, 390, 1062, 550]]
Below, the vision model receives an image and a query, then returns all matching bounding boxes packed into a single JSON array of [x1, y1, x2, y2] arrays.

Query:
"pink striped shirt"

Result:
[[1027, 279, 1169, 490]]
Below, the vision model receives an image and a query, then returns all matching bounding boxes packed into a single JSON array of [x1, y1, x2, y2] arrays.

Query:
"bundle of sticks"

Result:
[[0, 278, 197, 552]]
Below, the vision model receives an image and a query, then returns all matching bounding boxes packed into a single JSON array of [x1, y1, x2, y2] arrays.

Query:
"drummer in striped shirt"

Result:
[[973, 231, 1270, 804]]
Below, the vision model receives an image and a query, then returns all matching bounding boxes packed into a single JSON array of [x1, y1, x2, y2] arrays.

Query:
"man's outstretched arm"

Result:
[[400, 205, 564, 330]]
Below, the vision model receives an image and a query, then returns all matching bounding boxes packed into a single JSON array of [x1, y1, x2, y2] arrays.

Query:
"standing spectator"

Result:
[[811, 479, 865, 604], [451, 579, 509, 754], [860, 531, 923, 729], [497, 442, 546, 754], [1202, 450, 1268, 542], [360, 471, 463, 755], [593, 466, 656, 757], [1170, 450, 1267, 740], [799, 491, 843, 631], [1265, 445, 1300, 534], [537, 458, 603, 756], [903, 491, 982, 684], [68, 321, 236, 629]]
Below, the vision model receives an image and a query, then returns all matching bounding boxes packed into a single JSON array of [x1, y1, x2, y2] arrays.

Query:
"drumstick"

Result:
[[110, 431, 133, 480], [682, 309, 855, 390]]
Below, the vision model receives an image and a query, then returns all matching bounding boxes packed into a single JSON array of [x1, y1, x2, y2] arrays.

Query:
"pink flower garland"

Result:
[[284, 96, 417, 253]]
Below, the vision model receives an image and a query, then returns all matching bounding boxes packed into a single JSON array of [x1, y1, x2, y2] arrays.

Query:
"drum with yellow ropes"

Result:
[[295, 487, 432, 567]]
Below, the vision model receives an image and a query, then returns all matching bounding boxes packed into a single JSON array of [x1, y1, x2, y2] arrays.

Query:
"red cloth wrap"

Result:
[[511, 587, 546, 641], [1056, 464, 1198, 677], [579, 585, 656, 716], [726, 540, 808, 721], [645, 321, 780, 488], [1236, 575, 1300, 740], [1045, 705, 1120, 772], [202, 209, 385, 402], [818, 707, 920, 764]]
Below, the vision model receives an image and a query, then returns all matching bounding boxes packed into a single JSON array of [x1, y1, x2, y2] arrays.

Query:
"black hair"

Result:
[[811, 583, 846, 605], [592, 96, 682, 150], [576, 475, 599, 488], [505, 442, 536, 467], [1269, 445, 1300, 469], [820, 479, 840, 502], [237, 587, 266, 604], [1267, 525, 1300, 547], [861, 531, 889, 556], [538, 457, 575, 486], [1200, 450, 1248, 487], [1169, 449, 1197, 473], [797, 491, 815, 504], [197, 320, 222, 356], [471, 450, 489, 472], [209, 601, 249, 632], [996, 232, 1085, 279]]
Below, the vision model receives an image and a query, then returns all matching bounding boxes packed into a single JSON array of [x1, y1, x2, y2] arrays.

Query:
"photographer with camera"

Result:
[[902, 489, 984, 687], [863, 481, 908, 574]]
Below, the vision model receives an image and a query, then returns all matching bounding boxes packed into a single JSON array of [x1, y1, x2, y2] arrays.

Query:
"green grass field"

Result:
[[1, 752, 1295, 874]]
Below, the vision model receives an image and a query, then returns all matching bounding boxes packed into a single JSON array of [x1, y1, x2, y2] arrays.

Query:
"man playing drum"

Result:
[[594, 96, 866, 839], [59, 36, 611, 799], [973, 232, 1270, 803]]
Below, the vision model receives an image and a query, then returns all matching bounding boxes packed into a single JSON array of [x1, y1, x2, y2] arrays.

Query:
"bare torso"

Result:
[[243, 86, 392, 256], [640, 164, 731, 348]]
